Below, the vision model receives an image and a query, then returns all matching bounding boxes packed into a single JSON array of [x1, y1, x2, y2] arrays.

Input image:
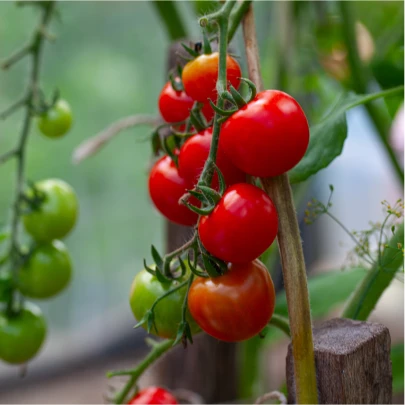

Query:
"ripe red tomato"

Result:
[[182, 52, 241, 102], [198, 183, 278, 263], [178, 127, 245, 189], [220, 90, 310, 177], [149, 155, 198, 226], [188, 259, 275, 342], [128, 387, 178, 405]]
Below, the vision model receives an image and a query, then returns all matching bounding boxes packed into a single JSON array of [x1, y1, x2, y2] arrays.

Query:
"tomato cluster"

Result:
[[0, 101, 78, 365], [131, 48, 309, 343]]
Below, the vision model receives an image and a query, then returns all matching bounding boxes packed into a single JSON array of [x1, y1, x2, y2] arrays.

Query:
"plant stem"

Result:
[[242, 5, 318, 404], [151, 1, 188, 41], [269, 314, 291, 337], [342, 222, 404, 321], [197, 0, 236, 187], [108, 339, 175, 404], [6, 1, 56, 313], [339, 1, 404, 185], [228, 0, 252, 43]]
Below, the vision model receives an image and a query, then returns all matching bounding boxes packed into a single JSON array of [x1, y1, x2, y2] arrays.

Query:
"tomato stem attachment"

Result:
[[242, 4, 318, 404]]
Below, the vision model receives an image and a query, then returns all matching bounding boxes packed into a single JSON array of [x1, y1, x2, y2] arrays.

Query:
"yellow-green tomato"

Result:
[[37, 99, 73, 138], [18, 240, 72, 299], [0, 302, 47, 364], [129, 268, 199, 339], [23, 179, 78, 243]]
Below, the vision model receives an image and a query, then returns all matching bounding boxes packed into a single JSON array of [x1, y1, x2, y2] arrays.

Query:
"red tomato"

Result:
[[198, 183, 278, 263], [220, 90, 310, 177], [182, 52, 241, 102], [149, 155, 198, 226], [178, 127, 245, 189], [188, 259, 275, 342], [158, 81, 193, 123], [128, 387, 178, 405]]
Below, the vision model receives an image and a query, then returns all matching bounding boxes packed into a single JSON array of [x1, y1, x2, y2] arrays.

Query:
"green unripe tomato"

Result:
[[129, 268, 199, 339], [18, 240, 72, 299], [0, 302, 47, 364], [37, 99, 73, 138], [23, 179, 79, 243]]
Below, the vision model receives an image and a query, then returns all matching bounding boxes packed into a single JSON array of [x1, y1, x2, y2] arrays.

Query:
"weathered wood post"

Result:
[[286, 318, 392, 404], [155, 41, 238, 404]]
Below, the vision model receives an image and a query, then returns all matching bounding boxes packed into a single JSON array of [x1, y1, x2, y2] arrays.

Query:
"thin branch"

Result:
[[1, 43, 32, 70], [269, 314, 291, 337], [242, 4, 318, 404], [72, 115, 161, 164], [0, 97, 28, 120], [0, 149, 18, 165]]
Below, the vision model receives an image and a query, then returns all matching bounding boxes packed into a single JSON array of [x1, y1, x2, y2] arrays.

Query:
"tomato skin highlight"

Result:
[[188, 260, 275, 342], [178, 127, 245, 189], [37, 99, 72, 139], [129, 268, 198, 339], [198, 183, 278, 263], [148, 155, 198, 226], [17, 240, 72, 299], [158, 81, 194, 123], [128, 387, 178, 404], [220, 90, 310, 177], [182, 52, 241, 102], [0, 302, 47, 364], [22, 179, 79, 243]]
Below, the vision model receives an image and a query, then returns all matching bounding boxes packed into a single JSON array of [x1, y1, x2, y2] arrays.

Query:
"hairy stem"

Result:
[[242, 4, 318, 404], [228, 0, 252, 43], [339, 1, 404, 184]]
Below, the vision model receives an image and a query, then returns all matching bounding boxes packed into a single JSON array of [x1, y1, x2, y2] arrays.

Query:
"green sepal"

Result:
[[151, 129, 162, 156], [189, 109, 206, 132], [169, 72, 183, 92], [221, 91, 237, 105], [184, 201, 215, 216], [202, 29, 212, 55], [239, 77, 257, 102], [187, 251, 208, 278], [212, 163, 226, 196], [187, 189, 211, 204], [217, 115, 230, 125], [229, 85, 247, 108], [150, 246, 172, 283], [173, 320, 193, 348], [50, 88, 60, 107], [198, 185, 222, 204], [177, 256, 188, 278], [162, 136, 178, 167], [181, 43, 199, 58], [209, 99, 237, 116]]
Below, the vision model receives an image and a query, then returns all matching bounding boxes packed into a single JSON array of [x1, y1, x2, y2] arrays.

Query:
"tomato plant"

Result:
[[17, 240, 72, 299], [158, 81, 194, 123], [129, 268, 198, 339], [182, 52, 241, 102], [37, 99, 73, 139], [128, 387, 178, 404], [0, 302, 47, 364], [188, 260, 275, 342], [198, 183, 278, 263], [178, 127, 245, 189], [220, 90, 310, 177], [148, 155, 198, 226], [22, 179, 79, 243]]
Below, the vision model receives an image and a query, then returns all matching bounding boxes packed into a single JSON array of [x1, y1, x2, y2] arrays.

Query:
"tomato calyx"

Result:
[[19, 181, 46, 214]]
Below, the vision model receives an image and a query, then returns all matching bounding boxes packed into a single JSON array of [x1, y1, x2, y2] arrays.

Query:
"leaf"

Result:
[[0, 272, 13, 303], [289, 87, 404, 184], [275, 268, 366, 318], [391, 343, 404, 394]]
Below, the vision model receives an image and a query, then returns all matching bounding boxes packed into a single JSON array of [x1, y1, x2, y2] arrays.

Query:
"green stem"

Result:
[[6, 1, 56, 313], [347, 86, 404, 110], [151, 1, 188, 41], [198, 0, 236, 188], [164, 234, 196, 262], [242, 4, 318, 404], [339, 1, 404, 185], [269, 314, 291, 337], [227, 0, 252, 43], [342, 222, 404, 320], [108, 339, 175, 404]]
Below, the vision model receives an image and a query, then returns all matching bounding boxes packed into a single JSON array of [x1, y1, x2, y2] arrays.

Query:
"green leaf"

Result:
[[275, 268, 366, 318], [289, 86, 404, 184], [391, 343, 404, 394]]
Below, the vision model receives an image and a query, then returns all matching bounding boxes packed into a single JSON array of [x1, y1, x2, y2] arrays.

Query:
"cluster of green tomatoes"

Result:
[[129, 48, 310, 344], [0, 99, 78, 365]]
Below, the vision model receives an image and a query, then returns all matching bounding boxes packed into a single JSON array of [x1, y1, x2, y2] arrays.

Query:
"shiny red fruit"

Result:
[[198, 183, 278, 263], [220, 90, 310, 177], [128, 387, 178, 405], [148, 155, 198, 226], [188, 259, 275, 342], [178, 127, 245, 189], [158, 81, 193, 123], [182, 52, 241, 102]]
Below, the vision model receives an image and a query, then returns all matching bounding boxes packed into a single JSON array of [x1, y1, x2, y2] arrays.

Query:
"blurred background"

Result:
[[0, 1, 403, 404]]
